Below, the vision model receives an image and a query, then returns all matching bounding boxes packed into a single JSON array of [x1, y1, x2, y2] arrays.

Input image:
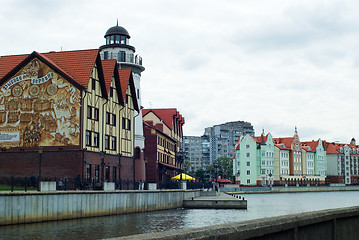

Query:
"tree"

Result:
[[193, 168, 206, 182], [212, 157, 233, 180], [183, 160, 191, 173]]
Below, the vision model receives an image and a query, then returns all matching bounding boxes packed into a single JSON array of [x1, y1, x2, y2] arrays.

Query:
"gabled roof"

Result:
[[0, 54, 27, 79], [273, 137, 294, 148], [101, 59, 117, 93], [0, 49, 104, 95], [118, 68, 131, 101], [324, 142, 344, 155], [275, 143, 290, 150], [142, 108, 185, 130], [302, 145, 315, 152], [323, 141, 359, 155], [42, 49, 100, 88], [252, 134, 268, 144], [118, 68, 139, 111]]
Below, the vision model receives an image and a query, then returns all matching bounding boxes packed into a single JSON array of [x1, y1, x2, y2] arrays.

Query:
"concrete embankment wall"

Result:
[[0, 190, 201, 226], [117, 206, 359, 240], [223, 185, 359, 194]]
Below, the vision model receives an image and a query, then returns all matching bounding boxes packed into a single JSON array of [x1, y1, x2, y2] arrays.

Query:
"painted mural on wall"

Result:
[[0, 58, 81, 148]]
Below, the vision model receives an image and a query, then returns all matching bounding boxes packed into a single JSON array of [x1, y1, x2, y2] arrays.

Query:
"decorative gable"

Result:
[[0, 57, 81, 148]]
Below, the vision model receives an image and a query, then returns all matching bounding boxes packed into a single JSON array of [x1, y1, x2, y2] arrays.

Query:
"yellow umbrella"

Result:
[[171, 173, 196, 181]]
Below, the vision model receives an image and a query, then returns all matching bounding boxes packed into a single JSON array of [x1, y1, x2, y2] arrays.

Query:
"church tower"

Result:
[[99, 22, 145, 181]]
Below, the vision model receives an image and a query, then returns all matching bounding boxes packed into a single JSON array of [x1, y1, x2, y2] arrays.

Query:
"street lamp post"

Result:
[[269, 173, 273, 187], [38, 146, 43, 191]]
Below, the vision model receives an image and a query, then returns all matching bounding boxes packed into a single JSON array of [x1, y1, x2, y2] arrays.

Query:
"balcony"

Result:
[[100, 52, 143, 67]]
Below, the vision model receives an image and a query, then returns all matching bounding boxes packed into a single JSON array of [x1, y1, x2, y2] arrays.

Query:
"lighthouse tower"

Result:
[[99, 22, 145, 181]]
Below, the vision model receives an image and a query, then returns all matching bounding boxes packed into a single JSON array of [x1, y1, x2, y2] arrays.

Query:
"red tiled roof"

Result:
[[0, 49, 100, 89], [273, 137, 294, 147], [323, 141, 359, 155], [324, 142, 343, 154], [101, 59, 117, 93], [275, 143, 291, 150], [143, 108, 183, 130], [252, 133, 268, 144], [42, 49, 100, 88], [0, 54, 27, 79], [118, 68, 131, 101], [302, 145, 315, 152]]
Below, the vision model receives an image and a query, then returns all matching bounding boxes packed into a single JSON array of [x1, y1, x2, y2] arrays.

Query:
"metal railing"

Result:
[[100, 52, 143, 66], [1, 176, 212, 192]]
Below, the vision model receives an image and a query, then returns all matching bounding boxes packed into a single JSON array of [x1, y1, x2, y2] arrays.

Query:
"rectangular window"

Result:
[[92, 78, 96, 90], [94, 165, 99, 182], [93, 132, 99, 148], [137, 89, 140, 99], [247, 170, 250, 175], [246, 145, 250, 149], [247, 161, 250, 166], [122, 117, 126, 129], [105, 135, 110, 150], [86, 131, 91, 146], [127, 119, 131, 130], [111, 136, 116, 150], [112, 114, 116, 126], [113, 166, 117, 182], [106, 112, 111, 124], [247, 179, 250, 184], [93, 108, 99, 121], [246, 153, 250, 157], [87, 106, 92, 119], [110, 87, 113, 98], [86, 164, 91, 180]]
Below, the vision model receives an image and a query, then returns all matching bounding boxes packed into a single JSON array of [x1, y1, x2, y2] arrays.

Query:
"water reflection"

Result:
[[1, 191, 359, 239]]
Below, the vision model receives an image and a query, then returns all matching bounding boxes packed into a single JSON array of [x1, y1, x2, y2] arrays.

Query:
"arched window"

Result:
[[135, 147, 141, 159]]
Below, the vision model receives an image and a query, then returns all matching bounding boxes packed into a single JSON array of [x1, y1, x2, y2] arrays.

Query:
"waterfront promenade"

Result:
[[1, 191, 359, 239]]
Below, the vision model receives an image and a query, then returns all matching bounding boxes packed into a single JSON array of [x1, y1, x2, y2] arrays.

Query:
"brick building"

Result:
[[142, 108, 185, 183]]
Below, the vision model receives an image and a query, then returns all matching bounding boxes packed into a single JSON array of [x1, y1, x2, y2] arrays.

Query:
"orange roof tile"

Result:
[[142, 108, 185, 130], [118, 68, 139, 111], [273, 137, 294, 147], [0, 49, 101, 90], [275, 143, 291, 150], [42, 49, 100, 88], [0, 54, 27, 79], [101, 59, 117, 93], [118, 68, 131, 101], [252, 134, 268, 144]]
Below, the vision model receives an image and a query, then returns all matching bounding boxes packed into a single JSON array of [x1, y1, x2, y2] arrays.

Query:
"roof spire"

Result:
[[116, 19, 118, 26], [262, 128, 265, 135]]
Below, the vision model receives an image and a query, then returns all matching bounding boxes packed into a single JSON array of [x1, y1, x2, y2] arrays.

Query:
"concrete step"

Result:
[[183, 192, 247, 209]]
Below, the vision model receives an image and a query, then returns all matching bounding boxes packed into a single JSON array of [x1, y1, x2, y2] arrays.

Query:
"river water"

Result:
[[1, 191, 359, 239]]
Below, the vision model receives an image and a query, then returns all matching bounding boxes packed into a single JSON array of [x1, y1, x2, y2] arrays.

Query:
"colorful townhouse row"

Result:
[[234, 128, 359, 186]]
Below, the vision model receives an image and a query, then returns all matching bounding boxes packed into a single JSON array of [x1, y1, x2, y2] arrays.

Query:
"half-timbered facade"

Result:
[[0, 49, 139, 188]]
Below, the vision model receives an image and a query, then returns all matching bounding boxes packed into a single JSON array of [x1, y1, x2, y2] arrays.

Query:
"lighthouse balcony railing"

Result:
[[101, 52, 143, 66]]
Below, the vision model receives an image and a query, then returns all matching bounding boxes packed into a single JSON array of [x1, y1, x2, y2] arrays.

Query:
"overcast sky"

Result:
[[1, 0, 358, 143]]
